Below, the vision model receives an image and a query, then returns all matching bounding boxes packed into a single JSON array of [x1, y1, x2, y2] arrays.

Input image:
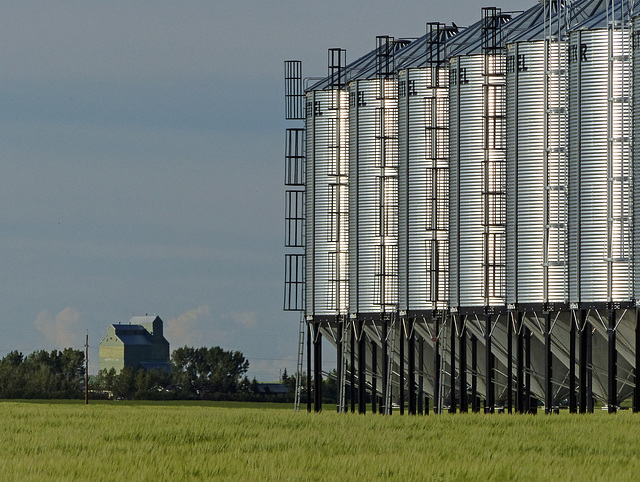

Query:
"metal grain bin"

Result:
[[449, 2, 563, 312], [505, 0, 605, 307], [397, 25, 458, 315], [305, 89, 350, 317], [349, 76, 399, 316], [506, 32, 566, 307], [568, 7, 633, 306]]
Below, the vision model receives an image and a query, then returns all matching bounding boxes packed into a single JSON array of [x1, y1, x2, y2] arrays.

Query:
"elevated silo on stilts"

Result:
[[448, 3, 547, 412], [284, 0, 640, 415], [304, 50, 351, 412], [348, 36, 412, 414], [505, 0, 607, 414], [303, 46, 394, 412], [396, 23, 461, 414], [568, 1, 635, 413]]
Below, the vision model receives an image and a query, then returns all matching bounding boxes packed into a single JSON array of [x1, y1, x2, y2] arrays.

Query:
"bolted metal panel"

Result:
[[506, 38, 569, 305], [398, 65, 449, 313], [305, 89, 350, 316], [568, 25, 632, 305], [349, 78, 398, 315]]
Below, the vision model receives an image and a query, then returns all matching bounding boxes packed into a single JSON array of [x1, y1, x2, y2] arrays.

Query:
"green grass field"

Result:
[[1, 401, 639, 480]]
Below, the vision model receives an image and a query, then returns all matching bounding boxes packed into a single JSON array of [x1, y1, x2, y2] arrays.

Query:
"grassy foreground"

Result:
[[0, 401, 639, 480]]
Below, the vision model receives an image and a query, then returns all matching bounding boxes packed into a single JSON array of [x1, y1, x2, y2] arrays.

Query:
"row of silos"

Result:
[[290, 0, 640, 413]]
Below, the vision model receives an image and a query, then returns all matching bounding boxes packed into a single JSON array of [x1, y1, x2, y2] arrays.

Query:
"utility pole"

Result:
[[85, 332, 89, 405]]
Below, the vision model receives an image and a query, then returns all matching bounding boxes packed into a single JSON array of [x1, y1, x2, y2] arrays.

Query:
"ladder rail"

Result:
[[438, 319, 448, 413], [338, 319, 350, 412], [294, 313, 305, 411]]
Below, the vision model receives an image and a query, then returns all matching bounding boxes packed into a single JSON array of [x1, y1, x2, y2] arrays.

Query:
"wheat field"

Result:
[[0, 401, 639, 480]]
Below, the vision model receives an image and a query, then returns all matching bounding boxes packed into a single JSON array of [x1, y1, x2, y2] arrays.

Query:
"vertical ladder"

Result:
[[437, 318, 448, 412], [481, 7, 506, 305], [338, 319, 350, 412], [294, 313, 305, 412], [543, 0, 569, 301], [606, 1, 631, 293]]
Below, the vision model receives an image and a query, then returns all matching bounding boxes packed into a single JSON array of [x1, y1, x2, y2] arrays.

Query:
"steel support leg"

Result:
[[507, 314, 513, 414], [608, 309, 617, 414], [434, 318, 441, 414], [635, 309, 640, 413], [337, 318, 343, 413], [587, 325, 594, 413], [579, 310, 587, 414], [358, 323, 366, 414], [485, 315, 494, 414], [382, 319, 388, 415], [350, 323, 355, 413], [459, 322, 468, 413], [372, 340, 377, 414], [313, 327, 322, 412], [471, 334, 478, 413], [516, 313, 524, 413], [525, 328, 531, 414], [418, 336, 424, 415], [408, 322, 416, 415], [450, 317, 456, 413], [400, 323, 405, 415], [569, 314, 577, 413], [307, 321, 312, 413], [545, 312, 552, 414]]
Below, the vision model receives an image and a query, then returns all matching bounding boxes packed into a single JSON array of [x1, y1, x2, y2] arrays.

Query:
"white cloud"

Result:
[[33, 306, 83, 349], [165, 305, 210, 348], [223, 311, 257, 329]]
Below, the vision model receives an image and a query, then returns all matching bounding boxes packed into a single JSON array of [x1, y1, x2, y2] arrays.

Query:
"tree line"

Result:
[[0, 345, 295, 401], [0, 349, 85, 399], [0, 345, 350, 403], [92, 346, 257, 400]]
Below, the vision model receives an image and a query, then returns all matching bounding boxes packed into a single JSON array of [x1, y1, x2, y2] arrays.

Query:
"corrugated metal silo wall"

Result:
[[569, 28, 632, 305], [636, 15, 640, 303], [349, 78, 398, 315], [398, 67, 449, 313], [506, 39, 568, 305], [449, 53, 505, 309], [305, 89, 350, 316]]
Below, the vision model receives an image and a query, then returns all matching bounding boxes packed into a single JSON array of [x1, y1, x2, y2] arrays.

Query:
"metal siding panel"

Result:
[[506, 39, 568, 305], [398, 70, 409, 311], [569, 28, 632, 304], [635, 16, 640, 303], [449, 57, 460, 308], [306, 89, 350, 316], [398, 66, 449, 312], [450, 53, 505, 309], [349, 79, 398, 314]]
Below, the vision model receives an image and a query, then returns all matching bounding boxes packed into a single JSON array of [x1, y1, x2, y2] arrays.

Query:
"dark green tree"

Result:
[[171, 346, 249, 399]]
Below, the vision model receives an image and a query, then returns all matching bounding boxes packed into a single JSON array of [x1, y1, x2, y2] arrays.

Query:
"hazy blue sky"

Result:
[[0, 0, 533, 379]]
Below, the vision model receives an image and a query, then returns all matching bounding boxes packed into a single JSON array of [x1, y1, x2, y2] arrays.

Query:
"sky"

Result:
[[0, 0, 534, 380]]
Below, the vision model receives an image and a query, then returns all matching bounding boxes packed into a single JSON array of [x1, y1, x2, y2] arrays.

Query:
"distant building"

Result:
[[99, 315, 171, 373]]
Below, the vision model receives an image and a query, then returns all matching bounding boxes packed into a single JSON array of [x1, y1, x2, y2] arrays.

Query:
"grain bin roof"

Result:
[[507, 0, 607, 43]]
